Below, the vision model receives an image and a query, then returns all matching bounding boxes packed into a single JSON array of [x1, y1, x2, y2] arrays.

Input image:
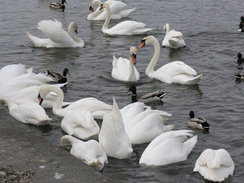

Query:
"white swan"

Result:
[[100, 2, 153, 36], [138, 35, 202, 85], [0, 97, 51, 126], [111, 47, 140, 82], [87, 0, 136, 20], [162, 23, 186, 49], [61, 110, 100, 140], [26, 19, 85, 48], [120, 102, 173, 144], [38, 85, 112, 118], [193, 149, 235, 182], [139, 130, 197, 166], [60, 135, 108, 170], [99, 97, 133, 159]]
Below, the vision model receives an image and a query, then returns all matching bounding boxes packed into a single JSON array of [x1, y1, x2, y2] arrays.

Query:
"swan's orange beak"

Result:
[[89, 6, 94, 13], [132, 54, 137, 65], [38, 94, 43, 106], [138, 40, 145, 48]]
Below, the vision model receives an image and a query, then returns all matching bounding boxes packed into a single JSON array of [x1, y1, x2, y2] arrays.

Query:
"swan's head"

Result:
[[89, 0, 101, 12], [38, 86, 56, 105], [68, 22, 78, 34], [138, 35, 157, 48], [130, 47, 137, 64]]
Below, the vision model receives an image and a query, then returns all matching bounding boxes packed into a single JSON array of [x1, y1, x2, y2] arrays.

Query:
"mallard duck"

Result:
[[128, 86, 165, 103], [46, 68, 69, 83], [238, 16, 244, 32], [187, 111, 210, 132], [49, 0, 66, 11], [235, 72, 244, 80]]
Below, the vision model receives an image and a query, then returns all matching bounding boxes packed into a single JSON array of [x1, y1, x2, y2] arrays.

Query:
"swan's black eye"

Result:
[[141, 39, 146, 44]]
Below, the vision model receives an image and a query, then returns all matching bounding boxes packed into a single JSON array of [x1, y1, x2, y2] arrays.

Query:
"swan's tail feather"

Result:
[[26, 31, 47, 47], [60, 135, 80, 146], [183, 135, 198, 155]]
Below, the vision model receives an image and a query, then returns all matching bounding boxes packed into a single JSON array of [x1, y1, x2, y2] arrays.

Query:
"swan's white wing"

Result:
[[156, 61, 197, 78], [107, 21, 152, 35], [37, 19, 74, 45], [111, 56, 132, 81], [108, 0, 127, 13]]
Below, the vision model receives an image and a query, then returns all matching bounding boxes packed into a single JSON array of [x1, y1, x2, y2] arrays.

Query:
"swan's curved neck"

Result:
[[43, 86, 64, 115], [67, 26, 81, 43], [102, 4, 111, 31], [90, 8, 103, 18], [60, 135, 80, 146], [146, 38, 161, 75]]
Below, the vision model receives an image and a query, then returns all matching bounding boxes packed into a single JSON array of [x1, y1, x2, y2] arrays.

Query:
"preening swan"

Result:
[[187, 111, 210, 132], [61, 110, 100, 140], [99, 97, 133, 159], [139, 130, 197, 166], [100, 2, 153, 36], [162, 23, 186, 49], [38, 85, 112, 118], [120, 102, 173, 144], [87, 0, 136, 20], [111, 47, 140, 82], [138, 35, 203, 85], [60, 135, 108, 170], [0, 97, 51, 126], [193, 149, 235, 182], [26, 19, 85, 48]]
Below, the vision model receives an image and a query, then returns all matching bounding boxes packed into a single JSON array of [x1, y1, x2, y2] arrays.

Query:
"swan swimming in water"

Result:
[[139, 130, 197, 166], [100, 2, 154, 36], [61, 110, 100, 140], [111, 47, 140, 82], [99, 97, 133, 159], [87, 0, 136, 20], [0, 97, 51, 126], [26, 19, 85, 48], [138, 35, 202, 85], [162, 23, 186, 49], [60, 135, 108, 170], [193, 149, 235, 182], [38, 85, 112, 118]]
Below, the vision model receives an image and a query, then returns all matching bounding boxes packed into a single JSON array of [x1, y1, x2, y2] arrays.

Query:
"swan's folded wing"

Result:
[[109, 0, 127, 13], [37, 19, 73, 45]]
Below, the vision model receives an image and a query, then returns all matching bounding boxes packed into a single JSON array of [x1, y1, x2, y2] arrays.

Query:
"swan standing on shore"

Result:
[[26, 19, 84, 48], [38, 85, 112, 118], [138, 35, 202, 85], [60, 135, 108, 170], [139, 130, 197, 166], [162, 23, 186, 49], [87, 0, 136, 20], [100, 2, 153, 36], [111, 47, 140, 82], [193, 149, 235, 182]]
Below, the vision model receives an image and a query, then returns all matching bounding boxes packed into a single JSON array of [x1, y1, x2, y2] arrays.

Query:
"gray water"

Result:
[[0, 0, 243, 182]]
